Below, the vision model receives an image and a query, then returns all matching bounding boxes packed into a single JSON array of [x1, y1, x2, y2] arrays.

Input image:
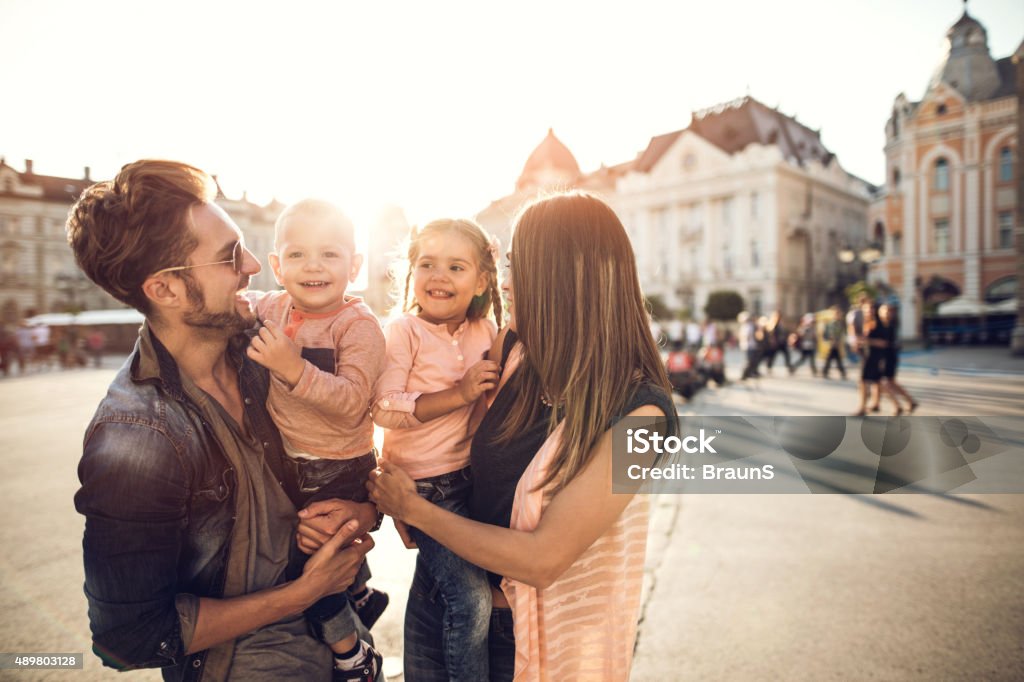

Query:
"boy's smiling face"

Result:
[[270, 217, 362, 314]]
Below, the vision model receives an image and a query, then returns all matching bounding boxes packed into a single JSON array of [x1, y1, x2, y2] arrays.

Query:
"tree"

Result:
[[704, 290, 745, 321], [645, 294, 672, 321], [844, 281, 878, 305]]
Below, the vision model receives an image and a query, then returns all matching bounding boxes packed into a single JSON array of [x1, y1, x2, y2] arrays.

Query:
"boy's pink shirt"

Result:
[[373, 313, 497, 480], [246, 289, 385, 459]]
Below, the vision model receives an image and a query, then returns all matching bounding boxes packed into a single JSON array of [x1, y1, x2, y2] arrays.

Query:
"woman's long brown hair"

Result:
[[493, 192, 671, 493]]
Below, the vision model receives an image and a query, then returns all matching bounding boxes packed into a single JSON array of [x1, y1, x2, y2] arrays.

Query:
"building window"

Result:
[[750, 192, 759, 219], [722, 197, 734, 227], [750, 239, 760, 268], [999, 147, 1013, 182], [722, 244, 733, 276], [998, 211, 1014, 249], [936, 103, 947, 116], [750, 289, 763, 317], [892, 233, 902, 256], [934, 158, 949, 191], [934, 218, 950, 254], [893, 168, 901, 188]]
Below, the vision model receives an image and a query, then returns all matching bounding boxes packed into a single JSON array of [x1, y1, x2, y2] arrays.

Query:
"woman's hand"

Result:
[[367, 460, 419, 522]]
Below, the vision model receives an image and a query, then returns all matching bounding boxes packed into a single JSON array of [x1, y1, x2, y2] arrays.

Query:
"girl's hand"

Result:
[[247, 320, 305, 388], [458, 359, 500, 403], [367, 460, 419, 521], [393, 519, 418, 549]]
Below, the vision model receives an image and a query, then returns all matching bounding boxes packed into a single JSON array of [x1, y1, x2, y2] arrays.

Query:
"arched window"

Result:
[[999, 147, 1013, 182], [935, 158, 949, 191], [984, 276, 1017, 304], [893, 168, 901, 188]]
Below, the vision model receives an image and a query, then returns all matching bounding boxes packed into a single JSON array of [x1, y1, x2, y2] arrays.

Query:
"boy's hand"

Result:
[[458, 359, 500, 404], [247, 320, 305, 388]]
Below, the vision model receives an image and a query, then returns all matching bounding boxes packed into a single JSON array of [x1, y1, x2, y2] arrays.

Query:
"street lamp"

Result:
[[835, 241, 883, 305]]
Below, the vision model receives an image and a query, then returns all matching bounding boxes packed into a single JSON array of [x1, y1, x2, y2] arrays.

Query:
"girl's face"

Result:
[[879, 304, 892, 323], [413, 231, 487, 332]]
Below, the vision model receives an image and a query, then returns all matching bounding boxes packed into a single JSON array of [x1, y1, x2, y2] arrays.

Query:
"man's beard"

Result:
[[181, 274, 255, 336]]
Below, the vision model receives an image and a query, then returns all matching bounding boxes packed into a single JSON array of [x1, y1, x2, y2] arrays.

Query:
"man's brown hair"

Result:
[[66, 160, 216, 314]]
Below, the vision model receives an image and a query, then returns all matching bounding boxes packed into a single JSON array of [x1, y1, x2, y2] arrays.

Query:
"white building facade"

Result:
[[613, 97, 872, 320]]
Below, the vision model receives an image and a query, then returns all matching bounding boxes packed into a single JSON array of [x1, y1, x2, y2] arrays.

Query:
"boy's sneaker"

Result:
[[354, 589, 389, 630], [333, 645, 382, 682]]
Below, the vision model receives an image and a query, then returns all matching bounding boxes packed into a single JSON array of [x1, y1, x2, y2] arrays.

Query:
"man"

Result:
[[822, 305, 849, 380], [68, 160, 378, 681]]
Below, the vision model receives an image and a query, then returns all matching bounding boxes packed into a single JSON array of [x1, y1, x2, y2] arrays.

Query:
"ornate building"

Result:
[[615, 96, 870, 319], [479, 103, 871, 321], [872, 5, 1021, 339], [0, 159, 283, 324]]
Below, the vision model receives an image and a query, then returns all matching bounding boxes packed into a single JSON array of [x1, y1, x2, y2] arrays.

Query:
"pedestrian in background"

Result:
[[853, 302, 901, 416], [867, 303, 918, 414], [822, 305, 848, 380], [762, 310, 792, 375], [86, 328, 106, 368], [738, 311, 760, 380], [789, 313, 818, 377]]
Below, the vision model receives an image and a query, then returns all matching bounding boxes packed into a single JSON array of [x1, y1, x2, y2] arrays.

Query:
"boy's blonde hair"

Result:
[[274, 198, 356, 251], [391, 218, 502, 325]]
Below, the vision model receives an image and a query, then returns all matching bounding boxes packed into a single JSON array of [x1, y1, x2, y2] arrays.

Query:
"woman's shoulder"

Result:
[[617, 381, 678, 426]]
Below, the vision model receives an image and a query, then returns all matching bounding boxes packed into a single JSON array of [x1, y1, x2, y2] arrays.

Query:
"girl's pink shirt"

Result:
[[373, 313, 497, 480]]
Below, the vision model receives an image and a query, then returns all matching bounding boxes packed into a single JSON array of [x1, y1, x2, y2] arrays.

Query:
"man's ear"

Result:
[[142, 274, 185, 313], [269, 252, 285, 286], [349, 253, 364, 283]]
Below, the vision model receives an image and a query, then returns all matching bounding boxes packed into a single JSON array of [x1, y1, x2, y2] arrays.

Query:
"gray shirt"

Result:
[[180, 371, 332, 681]]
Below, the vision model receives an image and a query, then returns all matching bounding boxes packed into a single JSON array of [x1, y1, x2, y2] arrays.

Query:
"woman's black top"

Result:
[[468, 331, 678, 588], [862, 323, 892, 382]]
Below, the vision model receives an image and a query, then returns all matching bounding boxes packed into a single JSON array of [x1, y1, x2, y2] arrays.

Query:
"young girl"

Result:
[[372, 218, 502, 681]]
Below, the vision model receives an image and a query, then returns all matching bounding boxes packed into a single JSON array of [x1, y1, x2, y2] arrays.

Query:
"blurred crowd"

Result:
[[0, 320, 107, 376], [652, 295, 919, 415]]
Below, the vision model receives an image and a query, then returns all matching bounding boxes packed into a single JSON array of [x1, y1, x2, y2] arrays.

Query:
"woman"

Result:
[[853, 302, 901, 416], [867, 303, 918, 413], [356, 192, 675, 680]]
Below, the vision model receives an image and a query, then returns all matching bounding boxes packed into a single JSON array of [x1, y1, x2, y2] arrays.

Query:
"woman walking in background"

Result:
[[867, 303, 918, 414], [853, 302, 901, 416]]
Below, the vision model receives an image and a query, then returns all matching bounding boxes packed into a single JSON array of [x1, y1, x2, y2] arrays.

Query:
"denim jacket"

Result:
[[74, 325, 294, 681]]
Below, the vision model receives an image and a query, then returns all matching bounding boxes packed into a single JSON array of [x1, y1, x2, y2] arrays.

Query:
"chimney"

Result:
[[83, 166, 91, 181], [24, 159, 33, 175]]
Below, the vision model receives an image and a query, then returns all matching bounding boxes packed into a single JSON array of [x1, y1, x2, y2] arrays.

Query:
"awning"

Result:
[[25, 309, 144, 326]]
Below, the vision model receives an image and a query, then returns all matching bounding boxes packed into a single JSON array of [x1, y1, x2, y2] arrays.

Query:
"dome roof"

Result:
[[930, 3, 1000, 101], [516, 129, 581, 191]]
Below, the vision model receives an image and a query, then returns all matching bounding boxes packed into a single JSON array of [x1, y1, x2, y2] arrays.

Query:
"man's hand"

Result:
[[458, 359, 500, 404], [296, 499, 377, 555], [299, 520, 375, 600], [247, 320, 305, 388]]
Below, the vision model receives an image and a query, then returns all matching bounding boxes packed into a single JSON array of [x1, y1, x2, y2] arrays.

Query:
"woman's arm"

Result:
[[367, 404, 665, 589]]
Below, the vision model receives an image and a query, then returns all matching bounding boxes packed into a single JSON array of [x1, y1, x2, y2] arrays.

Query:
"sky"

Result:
[[2, 0, 1022, 232]]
